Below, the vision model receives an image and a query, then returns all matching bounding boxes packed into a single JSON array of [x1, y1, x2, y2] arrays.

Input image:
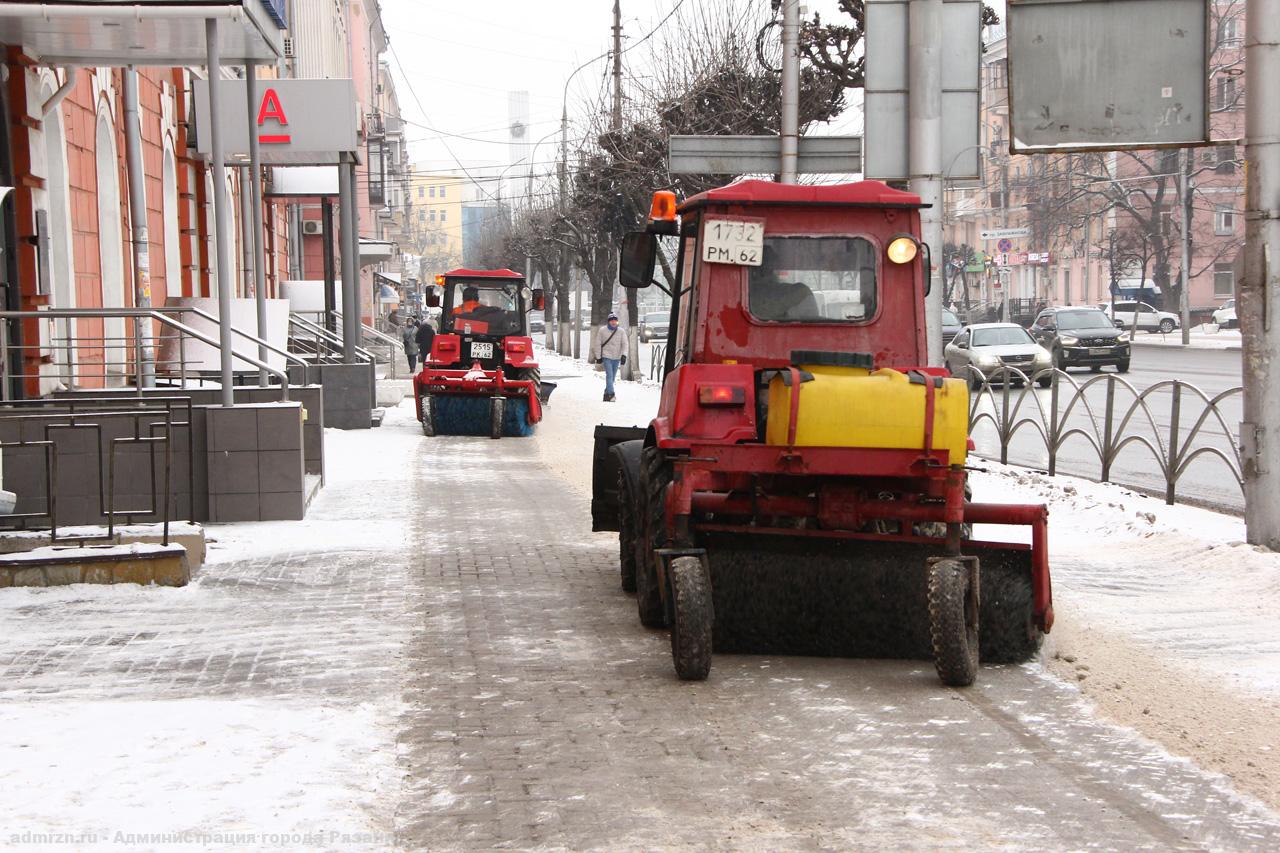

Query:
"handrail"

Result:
[[0, 308, 291, 401], [153, 305, 309, 370], [288, 313, 376, 363]]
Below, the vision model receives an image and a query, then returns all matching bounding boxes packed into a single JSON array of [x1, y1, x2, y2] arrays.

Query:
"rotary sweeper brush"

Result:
[[414, 269, 553, 439], [591, 183, 1054, 686]]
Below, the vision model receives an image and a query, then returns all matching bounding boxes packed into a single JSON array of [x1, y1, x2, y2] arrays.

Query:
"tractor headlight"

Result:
[[886, 236, 920, 264], [1059, 335, 1080, 347]]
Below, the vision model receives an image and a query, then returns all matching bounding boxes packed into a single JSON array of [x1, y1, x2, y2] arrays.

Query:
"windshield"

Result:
[[748, 236, 877, 323], [972, 326, 1034, 347], [644, 312, 668, 324], [1055, 309, 1111, 331], [942, 308, 960, 326], [442, 281, 524, 336]]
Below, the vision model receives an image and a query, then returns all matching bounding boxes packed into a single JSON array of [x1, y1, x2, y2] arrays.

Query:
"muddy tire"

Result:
[[669, 556, 713, 680], [617, 466, 638, 593], [928, 558, 979, 687], [636, 446, 670, 628], [419, 395, 435, 437], [489, 397, 505, 440], [979, 562, 1043, 663]]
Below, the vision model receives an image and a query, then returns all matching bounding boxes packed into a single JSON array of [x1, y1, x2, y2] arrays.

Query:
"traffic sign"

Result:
[[981, 228, 1031, 241], [997, 238, 1013, 253]]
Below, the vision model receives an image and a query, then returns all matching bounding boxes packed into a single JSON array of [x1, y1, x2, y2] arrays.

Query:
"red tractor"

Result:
[[414, 268, 548, 438], [593, 182, 1053, 685]]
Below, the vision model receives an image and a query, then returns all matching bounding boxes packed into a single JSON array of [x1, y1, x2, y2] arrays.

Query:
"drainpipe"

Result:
[[122, 69, 156, 389]]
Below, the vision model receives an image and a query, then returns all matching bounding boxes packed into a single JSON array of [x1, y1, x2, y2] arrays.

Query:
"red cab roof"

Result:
[[678, 179, 924, 213], [442, 268, 524, 279]]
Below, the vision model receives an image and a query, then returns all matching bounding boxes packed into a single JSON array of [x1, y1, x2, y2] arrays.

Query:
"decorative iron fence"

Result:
[[962, 365, 1243, 506]]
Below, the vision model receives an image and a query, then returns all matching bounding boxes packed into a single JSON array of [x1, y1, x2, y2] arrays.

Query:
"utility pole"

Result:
[[559, 105, 577, 359], [1178, 148, 1193, 344], [612, 0, 639, 380], [779, 0, 800, 182], [909, 0, 944, 360], [1241, 0, 1280, 548]]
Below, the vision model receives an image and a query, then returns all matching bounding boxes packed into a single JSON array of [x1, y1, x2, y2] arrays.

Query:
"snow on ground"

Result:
[[533, 342, 1280, 808], [1128, 325, 1242, 350], [0, 403, 430, 851]]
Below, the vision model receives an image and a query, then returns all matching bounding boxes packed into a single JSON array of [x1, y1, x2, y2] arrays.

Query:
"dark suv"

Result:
[[1030, 306, 1131, 373]]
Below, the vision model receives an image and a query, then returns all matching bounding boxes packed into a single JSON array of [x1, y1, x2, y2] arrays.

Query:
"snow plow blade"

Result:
[[703, 533, 1042, 663]]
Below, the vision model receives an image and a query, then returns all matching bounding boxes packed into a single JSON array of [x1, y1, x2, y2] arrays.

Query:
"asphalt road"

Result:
[[971, 343, 1245, 513]]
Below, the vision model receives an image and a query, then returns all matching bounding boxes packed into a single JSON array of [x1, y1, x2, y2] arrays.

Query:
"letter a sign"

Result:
[[257, 88, 291, 145]]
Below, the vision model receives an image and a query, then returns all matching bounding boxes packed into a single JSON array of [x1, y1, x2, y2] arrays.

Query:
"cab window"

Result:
[[673, 234, 698, 367], [747, 236, 877, 322]]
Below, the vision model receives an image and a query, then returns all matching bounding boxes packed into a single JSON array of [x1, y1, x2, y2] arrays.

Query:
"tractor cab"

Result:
[[621, 180, 933, 377], [430, 268, 541, 371]]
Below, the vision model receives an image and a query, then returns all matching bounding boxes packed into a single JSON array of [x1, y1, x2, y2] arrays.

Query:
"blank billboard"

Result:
[[1008, 0, 1208, 152]]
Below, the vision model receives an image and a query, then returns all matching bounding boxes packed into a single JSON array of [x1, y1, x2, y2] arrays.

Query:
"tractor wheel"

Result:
[[507, 365, 542, 395], [636, 446, 671, 628], [419, 395, 436, 437], [979, 561, 1043, 663], [617, 466, 639, 593], [928, 558, 979, 687], [669, 555, 713, 681], [489, 397, 505, 440]]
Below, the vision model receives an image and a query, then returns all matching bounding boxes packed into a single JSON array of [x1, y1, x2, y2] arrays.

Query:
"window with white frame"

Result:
[[1214, 262, 1235, 297], [1221, 15, 1242, 46], [429, 186, 436, 198], [1215, 204, 1236, 235], [1215, 75, 1239, 110]]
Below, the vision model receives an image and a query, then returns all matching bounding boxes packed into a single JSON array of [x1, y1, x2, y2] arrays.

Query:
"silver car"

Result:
[[945, 322, 1054, 388]]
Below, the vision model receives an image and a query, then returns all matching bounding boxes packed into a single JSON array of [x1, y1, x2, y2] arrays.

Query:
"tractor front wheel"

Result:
[[489, 397, 505, 440], [669, 556, 713, 681], [636, 447, 670, 628], [419, 395, 436, 437], [928, 557, 979, 687]]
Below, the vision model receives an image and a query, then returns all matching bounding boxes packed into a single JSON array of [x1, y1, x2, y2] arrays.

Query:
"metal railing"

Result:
[[334, 311, 405, 379], [649, 344, 667, 381], [287, 313, 377, 366], [0, 396, 194, 544], [962, 365, 1242, 505], [0, 308, 293, 401]]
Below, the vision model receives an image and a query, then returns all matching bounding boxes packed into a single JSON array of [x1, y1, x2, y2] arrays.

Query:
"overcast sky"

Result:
[[379, 0, 855, 197]]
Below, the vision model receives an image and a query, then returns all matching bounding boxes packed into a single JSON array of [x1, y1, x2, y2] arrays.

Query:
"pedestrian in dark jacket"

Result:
[[415, 319, 436, 366], [402, 319, 421, 372]]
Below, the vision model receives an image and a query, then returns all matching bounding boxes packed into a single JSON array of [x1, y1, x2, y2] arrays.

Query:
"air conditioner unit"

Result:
[[301, 220, 323, 236]]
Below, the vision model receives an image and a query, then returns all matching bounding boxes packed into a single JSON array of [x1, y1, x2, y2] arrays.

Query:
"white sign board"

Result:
[[1007, 0, 1209, 152], [193, 78, 359, 165], [702, 218, 765, 266], [980, 228, 1031, 240]]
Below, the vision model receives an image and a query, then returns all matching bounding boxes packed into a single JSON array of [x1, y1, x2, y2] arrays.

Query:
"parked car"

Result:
[[527, 312, 545, 334], [1030, 306, 1131, 373], [1103, 300, 1179, 334], [944, 323, 1054, 388], [1212, 298, 1237, 329], [639, 310, 670, 342], [941, 307, 963, 345]]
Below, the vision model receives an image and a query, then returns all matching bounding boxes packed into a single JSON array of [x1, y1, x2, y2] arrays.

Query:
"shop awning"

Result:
[[0, 2, 283, 65]]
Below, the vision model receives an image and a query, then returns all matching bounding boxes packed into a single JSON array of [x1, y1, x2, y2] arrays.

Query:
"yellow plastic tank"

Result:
[[765, 365, 968, 464]]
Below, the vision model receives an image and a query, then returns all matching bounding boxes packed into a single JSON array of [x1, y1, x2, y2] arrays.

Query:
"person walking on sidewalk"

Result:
[[590, 312, 628, 402], [415, 317, 436, 369], [402, 318, 421, 372]]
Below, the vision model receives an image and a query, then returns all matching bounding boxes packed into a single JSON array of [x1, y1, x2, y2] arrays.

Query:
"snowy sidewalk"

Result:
[[1128, 325, 1242, 350], [0, 410, 429, 850]]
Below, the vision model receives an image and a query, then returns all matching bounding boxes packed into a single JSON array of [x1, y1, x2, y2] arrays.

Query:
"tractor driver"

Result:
[[748, 246, 819, 321], [452, 286, 483, 317]]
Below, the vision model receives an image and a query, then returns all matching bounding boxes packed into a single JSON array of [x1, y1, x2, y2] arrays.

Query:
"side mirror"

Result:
[[619, 231, 657, 289], [531, 289, 546, 311], [955, 339, 968, 349], [425, 291, 440, 308]]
